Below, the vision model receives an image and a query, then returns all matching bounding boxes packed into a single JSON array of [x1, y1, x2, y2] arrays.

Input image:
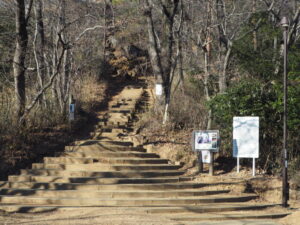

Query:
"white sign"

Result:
[[155, 84, 163, 96], [233, 117, 259, 158], [202, 150, 211, 163], [193, 130, 219, 152]]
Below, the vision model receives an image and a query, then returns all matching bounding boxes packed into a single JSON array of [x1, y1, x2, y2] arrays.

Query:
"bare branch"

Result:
[[74, 25, 114, 43], [19, 48, 66, 124], [288, 6, 300, 46], [25, 0, 33, 25]]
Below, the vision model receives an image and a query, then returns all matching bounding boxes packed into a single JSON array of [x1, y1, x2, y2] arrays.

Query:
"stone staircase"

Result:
[[0, 82, 290, 223]]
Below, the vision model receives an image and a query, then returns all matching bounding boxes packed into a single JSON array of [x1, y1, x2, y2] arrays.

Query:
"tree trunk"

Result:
[[204, 51, 212, 129], [144, 0, 164, 86], [33, 0, 47, 106], [162, 94, 170, 125], [103, 0, 114, 60], [13, 0, 28, 122], [219, 42, 231, 94], [61, 48, 71, 115], [252, 0, 257, 51], [205, 0, 212, 129], [34, 0, 46, 88]]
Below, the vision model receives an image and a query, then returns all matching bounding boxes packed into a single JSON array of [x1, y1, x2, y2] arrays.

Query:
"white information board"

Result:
[[233, 117, 259, 158]]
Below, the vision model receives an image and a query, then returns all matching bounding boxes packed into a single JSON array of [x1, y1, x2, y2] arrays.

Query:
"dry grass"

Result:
[[0, 74, 107, 179], [74, 75, 107, 113]]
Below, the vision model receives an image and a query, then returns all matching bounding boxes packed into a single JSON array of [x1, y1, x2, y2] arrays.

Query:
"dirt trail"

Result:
[[0, 79, 298, 225]]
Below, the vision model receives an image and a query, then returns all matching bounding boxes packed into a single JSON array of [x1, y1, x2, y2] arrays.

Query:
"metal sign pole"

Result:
[[281, 16, 289, 208], [252, 158, 255, 177]]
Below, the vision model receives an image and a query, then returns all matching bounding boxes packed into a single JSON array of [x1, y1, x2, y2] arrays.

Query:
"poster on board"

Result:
[[202, 150, 211, 163], [192, 130, 219, 152], [233, 117, 259, 158]]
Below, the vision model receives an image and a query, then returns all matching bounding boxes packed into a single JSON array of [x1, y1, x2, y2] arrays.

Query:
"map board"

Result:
[[233, 117, 259, 158]]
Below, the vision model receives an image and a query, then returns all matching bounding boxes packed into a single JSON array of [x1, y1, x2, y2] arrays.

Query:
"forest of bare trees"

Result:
[[0, 0, 300, 175]]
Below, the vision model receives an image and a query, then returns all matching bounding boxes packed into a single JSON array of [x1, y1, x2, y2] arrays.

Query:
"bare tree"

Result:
[[33, 0, 46, 104], [144, 0, 181, 124], [13, 0, 33, 122]]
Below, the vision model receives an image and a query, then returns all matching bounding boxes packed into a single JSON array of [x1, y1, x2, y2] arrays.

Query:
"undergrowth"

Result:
[[0, 75, 107, 179]]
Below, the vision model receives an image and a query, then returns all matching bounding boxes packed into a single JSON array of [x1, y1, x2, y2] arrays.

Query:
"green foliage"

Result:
[[208, 80, 278, 164], [208, 76, 300, 172], [209, 12, 300, 172]]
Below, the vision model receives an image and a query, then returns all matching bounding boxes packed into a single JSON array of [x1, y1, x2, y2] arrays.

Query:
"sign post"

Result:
[[233, 117, 259, 176], [69, 95, 75, 122], [192, 130, 220, 176], [281, 16, 289, 208]]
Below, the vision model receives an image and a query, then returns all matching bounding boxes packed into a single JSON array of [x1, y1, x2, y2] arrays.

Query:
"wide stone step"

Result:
[[170, 211, 290, 221], [0, 204, 59, 213], [0, 181, 239, 191], [97, 111, 132, 117], [0, 194, 258, 206], [90, 132, 125, 138], [65, 145, 146, 153], [44, 157, 93, 164], [56, 151, 159, 158], [90, 129, 125, 135], [0, 189, 230, 198], [108, 110, 133, 114], [97, 121, 128, 126], [96, 158, 169, 164], [43, 157, 169, 165], [8, 175, 192, 184], [72, 140, 134, 147], [94, 124, 129, 130], [109, 105, 135, 110], [31, 163, 182, 171], [20, 169, 184, 178], [97, 115, 130, 122], [94, 127, 133, 133], [0, 204, 281, 215], [146, 203, 279, 214], [107, 112, 132, 117]]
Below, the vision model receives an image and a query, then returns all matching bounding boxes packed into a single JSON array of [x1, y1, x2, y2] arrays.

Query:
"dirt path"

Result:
[[0, 79, 298, 225]]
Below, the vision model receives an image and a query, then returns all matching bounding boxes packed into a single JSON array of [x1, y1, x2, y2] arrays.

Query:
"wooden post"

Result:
[[209, 152, 214, 176], [197, 151, 203, 173]]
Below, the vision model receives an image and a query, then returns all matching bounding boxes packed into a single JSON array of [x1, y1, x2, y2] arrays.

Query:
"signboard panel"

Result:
[[233, 117, 259, 158], [69, 104, 75, 113], [155, 84, 163, 96], [69, 104, 75, 121], [192, 130, 219, 152]]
